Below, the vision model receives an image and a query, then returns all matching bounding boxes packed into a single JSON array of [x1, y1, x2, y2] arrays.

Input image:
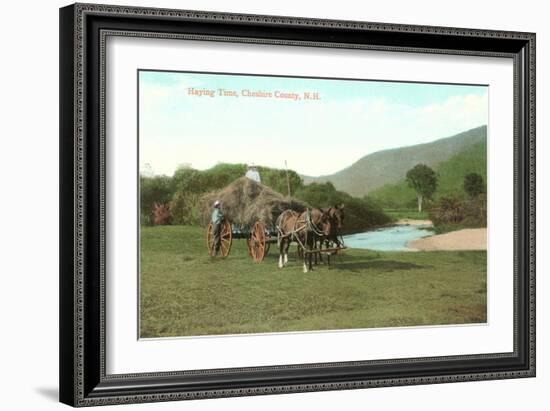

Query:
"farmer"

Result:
[[211, 200, 224, 255], [245, 164, 261, 183]]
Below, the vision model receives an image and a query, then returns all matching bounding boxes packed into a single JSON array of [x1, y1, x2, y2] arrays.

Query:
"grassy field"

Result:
[[140, 225, 486, 338]]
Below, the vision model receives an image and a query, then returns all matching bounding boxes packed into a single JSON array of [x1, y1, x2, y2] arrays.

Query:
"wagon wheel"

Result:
[[247, 221, 267, 262], [247, 237, 270, 258], [206, 220, 232, 257]]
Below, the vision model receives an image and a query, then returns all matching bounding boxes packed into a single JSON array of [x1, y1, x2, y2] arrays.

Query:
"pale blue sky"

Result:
[[139, 70, 488, 176]]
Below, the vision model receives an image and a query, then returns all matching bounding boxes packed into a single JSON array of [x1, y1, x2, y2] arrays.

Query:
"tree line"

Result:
[[141, 163, 390, 232]]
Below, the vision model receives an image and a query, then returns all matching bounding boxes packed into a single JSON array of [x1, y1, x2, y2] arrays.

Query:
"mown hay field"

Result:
[[140, 225, 486, 338]]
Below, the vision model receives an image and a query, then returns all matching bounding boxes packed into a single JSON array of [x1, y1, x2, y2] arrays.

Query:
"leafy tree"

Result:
[[173, 163, 247, 194], [294, 182, 340, 206], [202, 163, 247, 190], [405, 164, 438, 213], [463, 172, 485, 198], [259, 167, 304, 196]]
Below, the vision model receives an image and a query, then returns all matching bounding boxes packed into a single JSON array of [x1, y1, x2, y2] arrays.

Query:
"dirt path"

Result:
[[408, 228, 487, 251]]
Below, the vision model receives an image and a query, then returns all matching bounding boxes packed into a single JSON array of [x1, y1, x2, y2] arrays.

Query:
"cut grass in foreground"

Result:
[[140, 225, 486, 338]]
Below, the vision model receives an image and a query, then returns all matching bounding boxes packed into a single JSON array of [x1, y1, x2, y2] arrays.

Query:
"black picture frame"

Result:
[[59, 3, 536, 407]]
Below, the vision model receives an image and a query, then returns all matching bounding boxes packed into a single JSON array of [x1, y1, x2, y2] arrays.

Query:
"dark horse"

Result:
[[321, 204, 345, 247], [307, 204, 346, 266], [276, 208, 332, 272]]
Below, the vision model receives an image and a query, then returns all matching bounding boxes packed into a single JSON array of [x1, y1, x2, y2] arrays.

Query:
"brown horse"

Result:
[[308, 204, 345, 266], [276, 208, 332, 272], [322, 204, 345, 247]]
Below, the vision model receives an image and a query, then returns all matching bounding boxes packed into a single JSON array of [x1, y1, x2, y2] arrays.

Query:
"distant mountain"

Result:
[[302, 126, 487, 197]]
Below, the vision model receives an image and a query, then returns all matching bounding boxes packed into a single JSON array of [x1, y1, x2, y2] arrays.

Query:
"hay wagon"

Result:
[[200, 177, 307, 262]]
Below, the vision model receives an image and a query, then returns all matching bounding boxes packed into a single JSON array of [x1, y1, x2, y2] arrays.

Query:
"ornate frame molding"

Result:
[[60, 3, 535, 407]]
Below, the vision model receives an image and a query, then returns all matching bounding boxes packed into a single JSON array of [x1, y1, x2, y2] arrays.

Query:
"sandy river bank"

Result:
[[408, 228, 487, 251]]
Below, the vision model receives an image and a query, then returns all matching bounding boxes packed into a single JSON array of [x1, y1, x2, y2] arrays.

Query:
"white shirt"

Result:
[[245, 169, 261, 183]]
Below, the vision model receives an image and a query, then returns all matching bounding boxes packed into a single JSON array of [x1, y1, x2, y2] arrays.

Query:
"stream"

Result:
[[342, 223, 434, 251]]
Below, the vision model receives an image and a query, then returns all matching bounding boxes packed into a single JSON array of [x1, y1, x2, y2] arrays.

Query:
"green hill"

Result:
[[369, 140, 487, 208], [303, 126, 487, 197]]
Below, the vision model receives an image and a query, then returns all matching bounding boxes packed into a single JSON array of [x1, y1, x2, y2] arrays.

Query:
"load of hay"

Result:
[[199, 177, 307, 228]]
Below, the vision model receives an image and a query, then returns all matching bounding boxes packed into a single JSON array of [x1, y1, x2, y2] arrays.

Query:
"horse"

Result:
[[276, 208, 332, 273], [322, 204, 345, 248], [310, 204, 345, 266], [285, 205, 345, 265]]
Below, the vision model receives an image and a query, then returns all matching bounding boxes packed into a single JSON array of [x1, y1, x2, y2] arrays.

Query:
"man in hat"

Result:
[[211, 200, 224, 255], [245, 164, 261, 183]]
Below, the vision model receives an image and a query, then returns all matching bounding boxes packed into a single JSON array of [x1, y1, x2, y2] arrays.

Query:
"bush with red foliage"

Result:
[[152, 203, 172, 225]]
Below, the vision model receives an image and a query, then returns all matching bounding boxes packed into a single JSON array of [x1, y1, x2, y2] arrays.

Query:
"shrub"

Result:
[[170, 191, 201, 225], [140, 211, 153, 226], [434, 194, 464, 224], [430, 193, 487, 232], [463, 193, 487, 226], [152, 203, 172, 225]]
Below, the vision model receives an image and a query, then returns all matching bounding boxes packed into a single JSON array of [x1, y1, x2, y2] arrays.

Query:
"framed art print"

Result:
[[59, 3, 535, 406]]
